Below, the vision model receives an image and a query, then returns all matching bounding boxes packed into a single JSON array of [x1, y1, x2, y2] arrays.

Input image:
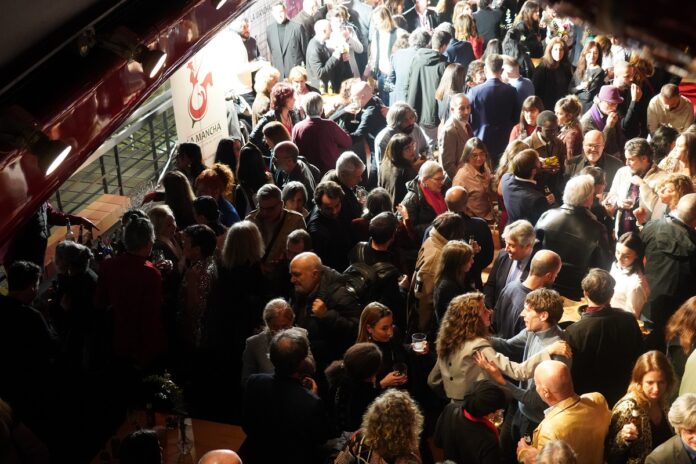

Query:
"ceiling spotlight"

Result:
[[211, 0, 228, 9], [0, 107, 72, 176], [96, 27, 168, 78]]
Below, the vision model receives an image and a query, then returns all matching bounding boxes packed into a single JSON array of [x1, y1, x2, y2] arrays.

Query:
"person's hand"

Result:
[[398, 274, 410, 289], [154, 259, 173, 273], [545, 193, 556, 205], [631, 83, 643, 102], [620, 423, 639, 442], [633, 206, 649, 224], [473, 351, 506, 385], [379, 371, 408, 388], [342, 28, 351, 40], [395, 204, 409, 222], [469, 239, 481, 255], [607, 111, 619, 128], [380, 105, 389, 118], [141, 191, 158, 205], [517, 438, 538, 464], [547, 340, 572, 358], [410, 340, 429, 355], [302, 376, 318, 394], [630, 175, 645, 187], [79, 216, 100, 231], [311, 298, 328, 317]]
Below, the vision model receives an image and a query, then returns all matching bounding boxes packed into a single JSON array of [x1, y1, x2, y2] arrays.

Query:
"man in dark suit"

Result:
[[438, 22, 476, 70], [566, 269, 643, 407], [501, 149, 554, 226], [305, 19, 346, 91], [645, 393, 696, 464], [565, 130, 624, 187], [388, 28, 430, 105], [240, 328, 331, 464], [267, 2, 307, 79], [402, 0, 439, 32], [483, 219, 539, 309], [294, 0, 320, 43], [468, 54, 519, 165]]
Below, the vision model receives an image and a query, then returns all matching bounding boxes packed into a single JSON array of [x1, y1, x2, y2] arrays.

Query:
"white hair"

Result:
[[418, 160, 443, 181], [563, 174, 595, 207], [668, 393, 696, 432], [502, 219, 535, 247], [336, 151, 365, 181]]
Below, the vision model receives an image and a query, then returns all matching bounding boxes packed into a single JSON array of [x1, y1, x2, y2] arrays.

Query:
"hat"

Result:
[[597, 85, 624, 104], [461, 380, 507, 417]]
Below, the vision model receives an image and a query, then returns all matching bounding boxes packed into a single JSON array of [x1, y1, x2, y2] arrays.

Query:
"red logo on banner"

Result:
[[187, 61, 214, 127]]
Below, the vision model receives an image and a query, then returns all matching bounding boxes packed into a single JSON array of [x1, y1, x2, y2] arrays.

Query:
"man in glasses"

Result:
[[565, 130, 623, 187]]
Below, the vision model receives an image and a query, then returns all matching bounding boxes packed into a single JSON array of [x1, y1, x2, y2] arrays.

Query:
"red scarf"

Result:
[[419, 181, 447, 215], [463, 409, 500, 441]]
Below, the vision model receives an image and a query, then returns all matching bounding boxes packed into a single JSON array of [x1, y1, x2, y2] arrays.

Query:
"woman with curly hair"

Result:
[[195, 163, 240, 227], [341, 389, 424, 463], [641, 173, 695, 223], [428, 292, 568, 401], [666, 297, 696, 384], [249, 82, 301, 160], [606, 351, 676, 464], [659, 132, 696, 186]]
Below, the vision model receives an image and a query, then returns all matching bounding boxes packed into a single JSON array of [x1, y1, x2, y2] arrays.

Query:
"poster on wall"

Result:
[[170, 36, 230, 166]]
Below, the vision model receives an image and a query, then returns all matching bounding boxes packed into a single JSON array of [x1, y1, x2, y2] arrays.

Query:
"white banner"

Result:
[[170, 36, 230, 166]]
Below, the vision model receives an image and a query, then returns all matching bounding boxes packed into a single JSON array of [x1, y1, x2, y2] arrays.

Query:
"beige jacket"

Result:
[[412, 228, 448, 333], [246, 208, 306, 264]]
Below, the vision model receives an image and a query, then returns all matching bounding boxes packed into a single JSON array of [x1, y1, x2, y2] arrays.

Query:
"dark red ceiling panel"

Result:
[[0, 0, 246, 261]]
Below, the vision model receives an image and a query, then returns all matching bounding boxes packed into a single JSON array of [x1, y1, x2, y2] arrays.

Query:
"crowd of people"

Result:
[[3, 0, 696, 463]]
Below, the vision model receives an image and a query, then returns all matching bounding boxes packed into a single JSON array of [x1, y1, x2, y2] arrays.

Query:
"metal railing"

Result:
[[50, 85, 177, 214]]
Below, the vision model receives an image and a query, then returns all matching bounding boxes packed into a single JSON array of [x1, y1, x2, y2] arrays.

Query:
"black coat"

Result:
[[500, 173, 550, 226], [307, 207, 353, 272], [407, 48, 448, 127], [566, 307, 643, 407], [266, 20, 307, 79], [401, 177, 445, 244], [532, 61, 573, 113], [535, 205, 612, 300], [402, 6, 439, 32], [473, 7, 503, 45], [434, 402, 501, 464], [240, 374, 331, 464], [305, 38, 345, 91], [291, 265, 362, 366], [564, 152, 624, 188]]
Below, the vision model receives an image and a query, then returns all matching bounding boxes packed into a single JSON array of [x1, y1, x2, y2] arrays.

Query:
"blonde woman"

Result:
[[428, 292, 570, 401]]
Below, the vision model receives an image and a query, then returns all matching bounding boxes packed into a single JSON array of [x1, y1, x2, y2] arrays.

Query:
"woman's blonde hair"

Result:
[[436, 292, 487, 359], [220, 220, 264, 268], [626, 350, 676, 409], [361, 389, 424, 460], [356, 302, 393, 343], [372, 5, 396, 33], [454, 13, 477, 41], [148, 205, 175, 237], [254, 66, 281, 94]]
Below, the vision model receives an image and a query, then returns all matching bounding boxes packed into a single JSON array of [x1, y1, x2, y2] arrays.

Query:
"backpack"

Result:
[[343, 243, 400, 306]]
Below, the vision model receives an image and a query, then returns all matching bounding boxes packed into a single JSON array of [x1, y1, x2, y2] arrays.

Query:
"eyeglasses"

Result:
[[429, 176, 446, 183], [584, 143, 602, 149]]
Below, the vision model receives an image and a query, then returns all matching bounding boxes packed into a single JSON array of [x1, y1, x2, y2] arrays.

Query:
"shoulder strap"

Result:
[[261, 211, 289, 262]]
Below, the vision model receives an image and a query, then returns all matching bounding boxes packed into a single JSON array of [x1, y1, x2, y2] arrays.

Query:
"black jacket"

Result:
[[291, 265, 362, 365], [535, 205, 612, 300], [402, 6, 439, 32], [483, 244, 540, 309], [564, 152, 624, 187], [434, 402, 501, 464], [407, 48, 448, 127], [566, 306, 643, 407], [305, 37, 345, 91], [266, 20, 307, 79], [401, 177, 446, 244], [307, 207, 354, 272], [500, 173, 550, 226]]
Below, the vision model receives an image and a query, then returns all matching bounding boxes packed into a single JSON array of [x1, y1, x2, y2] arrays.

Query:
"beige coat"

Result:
[[520, 393, 611, 464], [438, 117, 473, 180], [246, 208, 306, 264], [412, 228, 448, 333]]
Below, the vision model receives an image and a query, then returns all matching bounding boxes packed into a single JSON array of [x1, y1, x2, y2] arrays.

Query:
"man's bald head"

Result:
[[582, 130, 605, 163], [445, 186, 469, 213], [534, 360, 574, 406], [289, 252, 323, 294], [198, 450, 242, 464], [675, 193, 696, 226], [529, 250, 562, 280], [351, 81, 373, 107]]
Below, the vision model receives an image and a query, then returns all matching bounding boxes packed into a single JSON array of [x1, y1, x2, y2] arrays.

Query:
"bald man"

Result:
[[289, 252, 361, 367], [439, 94, 473, 179], [565, 130, 623, 186], [329, 81, 387, 181], [516, 361, 611, 464], [492, 250, 562, 340], [642, 192, 696, 350], [198, 449, 242, 464]]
